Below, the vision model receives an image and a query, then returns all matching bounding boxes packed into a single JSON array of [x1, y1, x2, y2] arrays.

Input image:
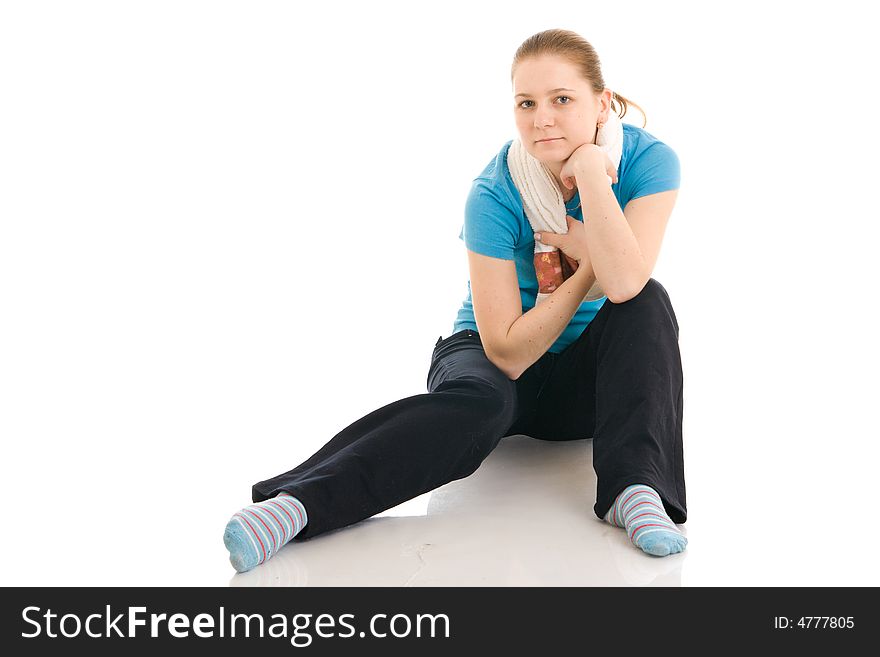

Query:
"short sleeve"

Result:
[[458, 180, 520, 260], [627, 142, 681, 202]]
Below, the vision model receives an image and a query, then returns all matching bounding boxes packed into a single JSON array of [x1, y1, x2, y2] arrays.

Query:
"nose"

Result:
[[534, 109, 555, 130]]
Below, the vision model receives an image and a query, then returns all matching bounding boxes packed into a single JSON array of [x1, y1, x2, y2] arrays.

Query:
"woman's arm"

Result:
[[468, 248, 597, 380], [562, 145, 648, 302]]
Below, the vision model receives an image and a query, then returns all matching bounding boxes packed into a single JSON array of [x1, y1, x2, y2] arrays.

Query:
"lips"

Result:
[[536, 137, 562, 143]]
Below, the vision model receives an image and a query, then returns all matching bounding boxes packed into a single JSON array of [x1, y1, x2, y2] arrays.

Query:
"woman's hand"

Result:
[[559, 143, 618, 190], [534, 215, 590, 264]]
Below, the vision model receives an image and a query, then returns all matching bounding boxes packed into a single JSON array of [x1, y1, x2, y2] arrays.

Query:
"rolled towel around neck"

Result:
[[507, 107, 624, 305]]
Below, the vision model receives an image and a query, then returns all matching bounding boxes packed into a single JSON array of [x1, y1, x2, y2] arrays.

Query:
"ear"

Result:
[[600, 88, 613, 121]]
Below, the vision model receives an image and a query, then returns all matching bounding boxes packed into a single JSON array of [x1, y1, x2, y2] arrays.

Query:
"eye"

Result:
[[517, 96, 572, 109]]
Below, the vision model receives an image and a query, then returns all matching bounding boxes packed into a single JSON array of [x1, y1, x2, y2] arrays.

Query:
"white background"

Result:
[[2, 0, 878, 586]]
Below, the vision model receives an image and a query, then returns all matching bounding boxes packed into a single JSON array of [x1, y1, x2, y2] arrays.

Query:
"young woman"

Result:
[[223, 28, 687, 573]]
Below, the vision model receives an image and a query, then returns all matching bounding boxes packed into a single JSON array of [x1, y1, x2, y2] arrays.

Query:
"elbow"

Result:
[[486, 351, 522, 381], [504, 364, 523, 381], [501, 355, 524, 381], [500, 360, 523, 381], [607, 288, 636, 304], [606, 273, 650, 304]]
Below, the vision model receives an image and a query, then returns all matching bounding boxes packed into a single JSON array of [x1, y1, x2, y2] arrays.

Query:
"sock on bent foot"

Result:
[[223, 492, 308, 573], [604, 484, 687, 557]]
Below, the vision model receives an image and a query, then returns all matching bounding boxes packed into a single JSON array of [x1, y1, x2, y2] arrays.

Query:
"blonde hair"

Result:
[[511, 28, 647, 128]]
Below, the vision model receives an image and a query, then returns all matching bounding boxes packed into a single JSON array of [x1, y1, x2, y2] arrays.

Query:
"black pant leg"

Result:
[[251, 330, 523, 539], [535, 278, 688, 524]]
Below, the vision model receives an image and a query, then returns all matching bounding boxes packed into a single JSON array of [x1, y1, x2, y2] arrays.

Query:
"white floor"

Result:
[[4, 421, 876, 588], [228, 435, 686, 587]]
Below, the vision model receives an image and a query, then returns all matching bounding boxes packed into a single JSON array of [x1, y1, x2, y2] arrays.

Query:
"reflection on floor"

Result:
[[229, 434, 687, 587]]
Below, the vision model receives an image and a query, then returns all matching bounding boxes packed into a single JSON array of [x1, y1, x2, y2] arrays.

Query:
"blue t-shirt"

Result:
[[453, 122, 681, 354]]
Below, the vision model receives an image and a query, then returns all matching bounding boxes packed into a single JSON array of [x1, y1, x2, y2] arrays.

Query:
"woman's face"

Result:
[[512, 55, 610, 166]]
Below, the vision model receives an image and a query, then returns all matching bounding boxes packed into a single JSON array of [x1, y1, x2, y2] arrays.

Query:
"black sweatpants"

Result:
[[252, 277, 687, 540]]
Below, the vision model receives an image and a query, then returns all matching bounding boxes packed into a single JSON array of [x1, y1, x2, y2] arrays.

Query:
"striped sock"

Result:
[[223, 492, 308, 573], [604, 484, 687, 557]]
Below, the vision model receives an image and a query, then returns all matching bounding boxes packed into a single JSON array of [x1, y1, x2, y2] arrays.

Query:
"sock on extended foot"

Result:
[[223, 492, 307, 572], [604, 484, 687, 557]]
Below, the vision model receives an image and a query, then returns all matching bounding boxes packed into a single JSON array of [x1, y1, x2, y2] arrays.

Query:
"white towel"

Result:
[[507, 108, 623, 304]]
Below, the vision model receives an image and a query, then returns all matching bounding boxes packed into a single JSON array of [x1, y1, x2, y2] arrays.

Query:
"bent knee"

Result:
[[609, 278, 679, 335]]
